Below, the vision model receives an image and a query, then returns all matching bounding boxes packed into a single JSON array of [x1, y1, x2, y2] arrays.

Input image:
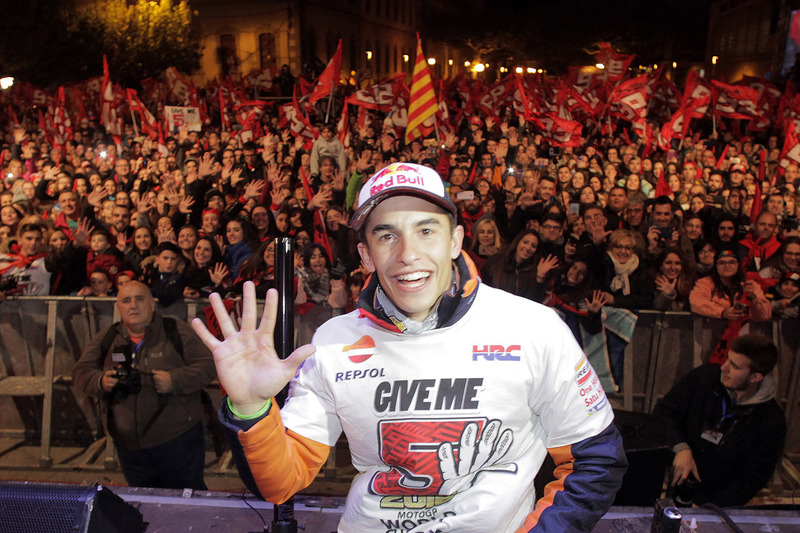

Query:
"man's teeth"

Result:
[[397, 272, 429, 282]]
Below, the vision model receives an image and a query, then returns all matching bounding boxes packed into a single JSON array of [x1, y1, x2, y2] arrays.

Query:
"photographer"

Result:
[[72, 281, 216, 489]]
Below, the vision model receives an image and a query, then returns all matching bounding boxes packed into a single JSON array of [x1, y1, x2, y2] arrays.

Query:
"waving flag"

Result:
[[309, 39, 342, 105], [593, 43, 635, 82], [101, 56, 123, 136], [405, 34, 438, 144], [345, 74, 406, 111], [608, 74, 649, 124], [712, 80, 760, 119]]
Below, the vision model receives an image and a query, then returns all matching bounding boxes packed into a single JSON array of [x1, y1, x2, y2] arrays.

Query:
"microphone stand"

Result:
[[271, 237, 297, 533]]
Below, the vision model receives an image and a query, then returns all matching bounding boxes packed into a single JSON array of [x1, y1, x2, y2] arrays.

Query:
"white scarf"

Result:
[[607, 252, 639, 296]]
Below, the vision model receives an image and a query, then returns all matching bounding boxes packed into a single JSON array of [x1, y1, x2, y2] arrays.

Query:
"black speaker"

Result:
[[0, 482, 146, 533], [613, 410, 671, 506], [534, 410, 671, 507]]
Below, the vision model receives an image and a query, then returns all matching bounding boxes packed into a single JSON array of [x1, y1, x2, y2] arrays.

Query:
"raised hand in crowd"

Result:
[[156, 226, 176, 245], [116, 232, 127, 253], [192, 283, 316, 416], [86, 186, 108, 207], [137, 194, 156, 215], [332, 169, 345, 191], [307, 186, 333, 210], [655, 274, 678, 299], [536, 254, 560, 283], [356, 148, 372, 173], [485, 116, 495, 131], [198, 152, 214, 178], [472, 128, 484, 145], [244, 179, 265, 201], [215, 234, 226, 255], [584, 290, 610, 314], [209, 263, 229, 286], [281, 129, 292, 144], [266, 160, 280, 184], [230, 167, 244, 188], [444, 131, 458, 151], [178, 195, 195, 214], [270, 186, 289, 207], [12, 126, 26, 145], [21, 142, 36, 160], [73, 218, 94, 248], [185, 165, 199, 185]]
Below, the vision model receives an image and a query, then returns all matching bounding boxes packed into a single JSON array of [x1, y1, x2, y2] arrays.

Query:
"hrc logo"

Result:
[[472, 345, 521, 362]]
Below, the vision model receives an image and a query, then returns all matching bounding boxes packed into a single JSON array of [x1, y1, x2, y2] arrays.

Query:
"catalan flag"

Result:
[[405, 34, 437, 144]]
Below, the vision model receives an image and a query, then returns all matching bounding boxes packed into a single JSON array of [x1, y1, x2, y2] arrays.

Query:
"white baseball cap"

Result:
[[350, 162, 457, 231]]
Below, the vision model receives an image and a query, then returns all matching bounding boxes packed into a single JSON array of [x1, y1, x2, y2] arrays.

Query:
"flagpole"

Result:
[[130, 107, 139, 137], [325, 83, 333, 124]]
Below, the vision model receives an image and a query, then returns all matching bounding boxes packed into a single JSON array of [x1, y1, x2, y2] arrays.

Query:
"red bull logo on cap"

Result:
[[368, 163, 427, 196]]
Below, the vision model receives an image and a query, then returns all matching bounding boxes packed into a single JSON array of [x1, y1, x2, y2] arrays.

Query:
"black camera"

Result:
[[111, 346, 141, 397]]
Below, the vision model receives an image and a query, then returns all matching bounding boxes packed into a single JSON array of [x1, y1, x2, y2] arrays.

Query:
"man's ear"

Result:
[[450, 225, 465, 260], [750, 372, 764, 385], [357, 242, 376, 272]]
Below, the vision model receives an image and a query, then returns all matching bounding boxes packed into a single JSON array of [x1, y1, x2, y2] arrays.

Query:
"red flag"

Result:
[[608, 74, 649, 124], [245, 66, 276, 92], [594, 43, 635, 82], [527, 112, 583, 147], [655, 167, 671, 198], [309, 39, 342, 105], [101, 55, 122, 136], [345, 74, 406, 111], [219, 89, 230, 130], [779, 122, 800, 172], [336, 104, 350, 147], [298, 168, 333, 259], [126, 88, 158, 139], [405, 34, 438, 144], [279, 98, 317, 149], [712, 80, 760, 119]]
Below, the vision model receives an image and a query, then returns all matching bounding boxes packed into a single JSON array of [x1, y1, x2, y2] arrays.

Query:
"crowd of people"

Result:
[[1, 95, 799, 381]]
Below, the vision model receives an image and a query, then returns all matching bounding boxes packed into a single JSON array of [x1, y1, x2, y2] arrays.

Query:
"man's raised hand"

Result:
[[191, 282, 316, 416]]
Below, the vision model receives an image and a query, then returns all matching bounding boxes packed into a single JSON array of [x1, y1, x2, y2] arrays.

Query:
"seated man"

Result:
[[654, 334, 786, 507]]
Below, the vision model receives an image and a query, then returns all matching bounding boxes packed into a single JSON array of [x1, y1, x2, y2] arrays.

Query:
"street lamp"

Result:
[[403, 54, 409, 63], [0, 77, 13, 90], [427, 57, 436, 66], [366, 51, 372, 60], [515, 67, 523, 74], [596, 63, 605, 69], [712, 55, 719, 65]]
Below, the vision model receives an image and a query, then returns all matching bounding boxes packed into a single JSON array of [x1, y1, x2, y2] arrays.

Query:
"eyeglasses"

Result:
[[612, 244, 634, 251], [541, 224, 561, 230]]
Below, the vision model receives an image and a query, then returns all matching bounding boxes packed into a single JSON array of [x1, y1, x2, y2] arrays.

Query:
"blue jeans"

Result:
[[116, 422, 207, 490]]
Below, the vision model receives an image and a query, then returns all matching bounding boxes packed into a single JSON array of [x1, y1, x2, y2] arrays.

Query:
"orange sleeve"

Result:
[[491, 165, 504, 188], [238, 402, 332, 504], [515, 444, 574, 532]]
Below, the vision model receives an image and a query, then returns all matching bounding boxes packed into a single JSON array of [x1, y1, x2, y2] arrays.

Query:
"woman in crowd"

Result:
[[177, 225, 199, 263], [295, 243, 347, 345], [598, 229, 654, 310], [184, 236, 228, 299], [652, 248, 695, 312], [689, 249, 771, 322], [123, 226, 156, 277], [694, 238, 717, 278], [759, 236, 800, 280], [467, 217, 502, 271], [481, 229, 542, 301], [222, 217, 257, 280], [233, 239, 278, 298]]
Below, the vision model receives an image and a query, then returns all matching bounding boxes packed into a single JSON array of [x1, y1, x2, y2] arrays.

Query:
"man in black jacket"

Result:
[[654, 334, 786, 507]]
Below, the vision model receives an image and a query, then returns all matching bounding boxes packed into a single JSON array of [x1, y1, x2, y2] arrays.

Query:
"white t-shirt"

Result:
[[280, 284, 614, 533]]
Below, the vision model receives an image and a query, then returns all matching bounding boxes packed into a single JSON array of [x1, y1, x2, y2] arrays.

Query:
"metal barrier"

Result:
[[0, 297, 798, 467]]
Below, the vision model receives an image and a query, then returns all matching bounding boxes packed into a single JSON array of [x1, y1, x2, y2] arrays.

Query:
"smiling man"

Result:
[[195, 163, 626, 533]]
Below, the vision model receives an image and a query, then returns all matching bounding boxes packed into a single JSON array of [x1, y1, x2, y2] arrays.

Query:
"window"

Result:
[[259, 33, 276, 70], [219, 34, 238, 77]]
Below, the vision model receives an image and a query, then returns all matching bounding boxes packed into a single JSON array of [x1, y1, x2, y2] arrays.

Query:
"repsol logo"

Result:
[[472, 345, 521, 362], [374, 378, 483, 413], [335, 367, 386, 382]]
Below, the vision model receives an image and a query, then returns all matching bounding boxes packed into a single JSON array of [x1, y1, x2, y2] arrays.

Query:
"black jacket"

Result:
[[653, 364, 786, 507]]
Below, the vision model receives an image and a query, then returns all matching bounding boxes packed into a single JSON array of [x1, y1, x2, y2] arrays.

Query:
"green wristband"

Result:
[[227, 397, 271, 420]]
